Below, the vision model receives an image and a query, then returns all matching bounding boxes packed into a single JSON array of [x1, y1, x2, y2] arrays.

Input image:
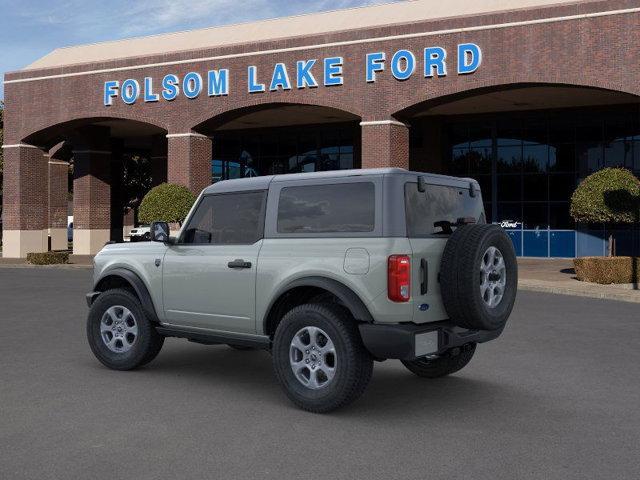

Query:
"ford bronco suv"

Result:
[[86, 168, 517, 413]]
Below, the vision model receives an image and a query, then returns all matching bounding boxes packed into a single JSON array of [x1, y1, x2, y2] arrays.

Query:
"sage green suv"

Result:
[[86, 168, 517, 412]]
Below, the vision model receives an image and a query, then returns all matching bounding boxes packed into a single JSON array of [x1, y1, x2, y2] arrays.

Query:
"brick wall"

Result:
[[1, 0, 639, 229], [4, 0, 639, 147], [167, 135, 212, 194], [2, 146, 48, 230]]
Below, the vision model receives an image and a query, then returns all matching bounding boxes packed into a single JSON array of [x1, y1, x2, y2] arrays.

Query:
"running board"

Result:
[[155, 326, 271, 350]]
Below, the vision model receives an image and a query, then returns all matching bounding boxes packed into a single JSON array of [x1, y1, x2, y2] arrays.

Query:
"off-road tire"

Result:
[[401, 343, 476, 378], [87, 288, 164, 370], [440, 224, 517, 331], [272, 303, 373, 413]]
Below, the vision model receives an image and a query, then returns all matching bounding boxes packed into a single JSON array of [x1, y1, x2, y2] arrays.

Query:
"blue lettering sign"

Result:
[[208, 69, 229, 96], [183, 72, 203, 99], [121, 79, 140, 104], [324, 57, 343, 86], [270, 63, 292, 91], [391, 50, 415, 81], [161, 74, 179, 101], [104, 80, 119, 106], [424, 47, 447, 77], [296, 60, 318, 89], [366, 52, 385, 83], [144, 77, 159, 102], [248, 66, 265, 93], [101, 45, 483, 105], [458, 43, 482, 74]]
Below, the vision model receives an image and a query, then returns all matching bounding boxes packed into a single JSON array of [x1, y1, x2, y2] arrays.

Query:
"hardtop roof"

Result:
[[202, 168, 477, 194]]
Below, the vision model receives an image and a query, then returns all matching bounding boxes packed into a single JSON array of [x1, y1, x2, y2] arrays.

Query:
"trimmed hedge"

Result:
[[570, 168, 640, 224], [138, 183, 196, 225], [574, 256, 640, 284], [27, 251, 69, 265]]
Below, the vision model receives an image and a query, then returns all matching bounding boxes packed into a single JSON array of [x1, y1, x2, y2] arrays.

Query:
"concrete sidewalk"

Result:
[[0, 254, 93, 268], [518, 258, 640, 304]]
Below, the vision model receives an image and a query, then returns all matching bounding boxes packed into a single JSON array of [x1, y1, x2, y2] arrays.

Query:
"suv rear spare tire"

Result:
[[440, 224, 517, 331]]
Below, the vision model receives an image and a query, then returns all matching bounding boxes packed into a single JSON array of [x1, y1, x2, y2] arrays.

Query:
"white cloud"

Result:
[[11, 0, 397, 41]]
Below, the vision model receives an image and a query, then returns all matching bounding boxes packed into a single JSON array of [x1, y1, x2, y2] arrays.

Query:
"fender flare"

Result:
[[263, 276, 374, 334], [95, 268, 159, 321]]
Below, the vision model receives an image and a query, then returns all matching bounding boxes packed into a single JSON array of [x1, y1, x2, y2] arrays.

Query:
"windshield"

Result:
[[405, 182, 485, 237]]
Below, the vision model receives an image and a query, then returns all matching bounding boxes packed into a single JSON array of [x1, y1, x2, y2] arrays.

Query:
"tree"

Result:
[[120, 153, 152, 223], [570, 167, 640, 256], [138, 183, 196, 225]]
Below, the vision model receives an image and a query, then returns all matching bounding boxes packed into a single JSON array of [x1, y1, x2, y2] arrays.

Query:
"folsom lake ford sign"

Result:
[[103, 43, 482, 106]]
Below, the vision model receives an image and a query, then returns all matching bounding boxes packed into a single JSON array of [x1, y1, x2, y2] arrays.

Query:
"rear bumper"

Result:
[[358, 321, 504, 361]]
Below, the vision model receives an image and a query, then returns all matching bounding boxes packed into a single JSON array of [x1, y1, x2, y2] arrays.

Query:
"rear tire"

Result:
[[401, 344, 476, 378], [272, 303, 373, 413], [87, 288, 164, 370]]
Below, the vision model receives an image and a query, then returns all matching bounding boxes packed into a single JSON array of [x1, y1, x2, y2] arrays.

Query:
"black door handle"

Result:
[[228, 259, 252, 269]]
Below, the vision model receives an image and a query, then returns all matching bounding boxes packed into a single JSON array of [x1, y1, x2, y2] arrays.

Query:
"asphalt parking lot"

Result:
[[1, 267, 639, 480]]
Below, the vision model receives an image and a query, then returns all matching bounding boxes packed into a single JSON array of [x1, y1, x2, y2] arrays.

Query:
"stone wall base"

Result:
[[73, 229, 110, 255], [2, 230, 48, 258], [49, 228, 68, 251]]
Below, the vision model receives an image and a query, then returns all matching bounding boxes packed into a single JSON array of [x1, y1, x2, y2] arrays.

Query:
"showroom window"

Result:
[[443, 106, 640, 230]]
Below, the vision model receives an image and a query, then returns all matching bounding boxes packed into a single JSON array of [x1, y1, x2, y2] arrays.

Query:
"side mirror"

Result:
[[150, 221, 170, 243]]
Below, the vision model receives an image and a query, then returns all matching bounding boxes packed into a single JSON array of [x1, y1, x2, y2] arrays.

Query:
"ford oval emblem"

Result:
[[418, 303, 429, 311]]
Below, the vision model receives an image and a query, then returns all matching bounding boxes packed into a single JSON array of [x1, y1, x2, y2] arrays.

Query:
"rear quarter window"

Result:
[[277, 182, 375, 234], [405, 182, 484, 237]]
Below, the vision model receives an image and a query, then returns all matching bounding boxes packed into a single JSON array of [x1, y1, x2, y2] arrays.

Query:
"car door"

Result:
[[162, 190, 267, 334]]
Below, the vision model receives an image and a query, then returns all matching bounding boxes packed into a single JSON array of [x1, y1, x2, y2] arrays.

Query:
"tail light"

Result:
[[388, 255, 411, 302]]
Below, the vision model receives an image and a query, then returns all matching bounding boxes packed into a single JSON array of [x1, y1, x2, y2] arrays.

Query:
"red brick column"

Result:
[[150, 134, 168, 187], [48, 159, 69, 251], [360, 120, 410, 170], [167, 133, 212, 194], [72, 149, 112, 255], [69, 127, 112, 255], [1, 144, 49, 257]]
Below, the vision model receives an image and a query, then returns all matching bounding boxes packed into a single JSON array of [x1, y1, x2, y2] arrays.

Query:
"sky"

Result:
[[0, 0, 399, 100]]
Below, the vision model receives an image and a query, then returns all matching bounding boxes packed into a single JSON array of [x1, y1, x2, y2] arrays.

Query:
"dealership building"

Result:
[[2, 0, 640, 257]]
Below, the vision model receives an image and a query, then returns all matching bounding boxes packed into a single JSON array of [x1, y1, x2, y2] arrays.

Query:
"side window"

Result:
[[277, 182, 375, 234], [182, 191, 266, 245]]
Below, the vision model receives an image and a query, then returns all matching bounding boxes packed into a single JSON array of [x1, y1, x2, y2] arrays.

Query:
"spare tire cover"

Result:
[[439, 224, 517, 331]]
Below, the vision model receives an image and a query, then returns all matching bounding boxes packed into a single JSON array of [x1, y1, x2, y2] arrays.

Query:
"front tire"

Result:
[[401, 343, 476, 378], [272, 304, 373, 413], [87, 288, 164, 370]]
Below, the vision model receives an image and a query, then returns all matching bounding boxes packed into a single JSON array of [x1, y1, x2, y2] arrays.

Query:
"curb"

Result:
[[518, 280, 640, 304], [0, 263, 92, 270]]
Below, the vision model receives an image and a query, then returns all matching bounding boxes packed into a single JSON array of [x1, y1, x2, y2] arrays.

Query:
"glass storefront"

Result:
[[211, 122, 359, 183], [419, 105, 640, 257]]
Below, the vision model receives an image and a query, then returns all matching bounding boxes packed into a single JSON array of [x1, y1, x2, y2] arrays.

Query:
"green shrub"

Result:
[[574, 256, 640, 284], [27, 251, 69, 265], [138, 183, 196, 225], [570, 168, 640, 224]]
